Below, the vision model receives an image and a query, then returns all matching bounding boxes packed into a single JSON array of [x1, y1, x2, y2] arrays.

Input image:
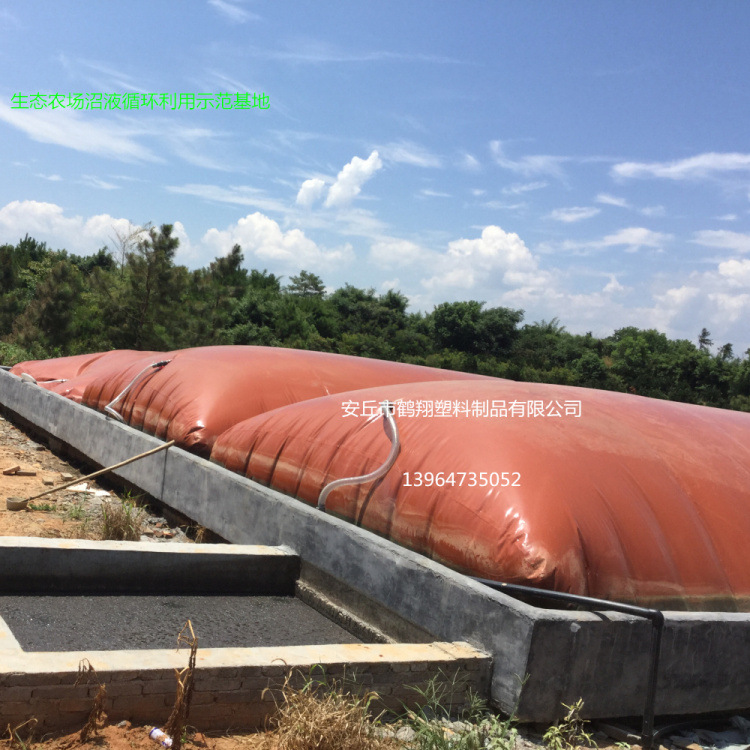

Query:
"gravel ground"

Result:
[[0, 593, 361, 651]]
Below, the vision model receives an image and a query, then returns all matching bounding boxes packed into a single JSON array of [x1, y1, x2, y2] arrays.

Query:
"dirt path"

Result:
[[0, 413, 188, 541]]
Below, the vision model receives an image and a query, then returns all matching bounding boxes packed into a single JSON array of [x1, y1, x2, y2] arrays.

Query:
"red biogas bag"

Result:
[[211, 378, 750, 610], [81, 346, 490, 455]]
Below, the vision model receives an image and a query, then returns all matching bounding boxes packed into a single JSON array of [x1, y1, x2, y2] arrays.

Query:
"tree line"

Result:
[[2, 223, 750, 412]]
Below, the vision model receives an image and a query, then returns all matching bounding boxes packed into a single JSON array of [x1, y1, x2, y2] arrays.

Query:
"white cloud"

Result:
[[503, 181, 547, 195], [460, 153, 480, 171], [166, 183, 287, 214], [324, 150, 383, 208], [208, 0, 258, 23], [692, 230, 750, 254], [80, 175, 119, 190], [0, 100, 159, 163], [482, 200, 526, 211], [600, 227, 672, 252], [640, 205, 666, 217], [717, 214, 738, 222], [718, 259, 750, 287], [422, 225, 540, 290], [296, 178, 327, 207], [377, 141, 441, 168], [489, 140, 567, 178], [36, 173, 63, 182], [603, 274, 625, 293], [369, 238, 427, 267], [708, 292, 750, 324], [0, 200, 132, 253], [202, 211, 353, 269], [419, 189, 450, 198], [612, 152, 750, 180], [596, 193, 629, 208], [547, 206, 600, 223]]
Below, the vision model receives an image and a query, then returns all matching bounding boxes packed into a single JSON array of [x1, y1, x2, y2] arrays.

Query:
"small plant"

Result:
[[65, 501, 89, 521], [543, 699, 594, 750], [76, 659, 107, 743], [2, 719, 37, 750], [28, 502, 55, 512], [261, 666, 393, 750], [164, 621, 198, 750], [99, 498, 147, 541], [402, 671, 519, 750]]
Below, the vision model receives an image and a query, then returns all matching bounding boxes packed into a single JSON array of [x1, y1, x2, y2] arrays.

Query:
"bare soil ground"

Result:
[[0, 414, 188, 541]]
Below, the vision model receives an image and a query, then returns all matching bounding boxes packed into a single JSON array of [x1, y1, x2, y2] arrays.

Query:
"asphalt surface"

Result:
[[0, 594, 361, 651]]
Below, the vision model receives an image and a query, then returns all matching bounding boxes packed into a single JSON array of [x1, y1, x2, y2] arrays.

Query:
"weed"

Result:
[[402, 671, 519, 750], [28, 502, 55, 512], [65, 501, 89, 521], [76, 659, 107, 743], [543, 699, 594, 750], [260, 667, 394, 750], [2, 719, 37, 750], [164, 620, 199, 750], [99, 498, 147, 541]]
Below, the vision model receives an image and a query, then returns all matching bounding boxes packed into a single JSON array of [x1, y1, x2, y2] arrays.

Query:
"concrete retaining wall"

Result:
[[0, 537, 298, 595], [4, 370, 750, 721], [0, 640, 488, 733]]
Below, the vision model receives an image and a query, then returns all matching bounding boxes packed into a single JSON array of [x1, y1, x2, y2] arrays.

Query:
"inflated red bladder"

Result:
[[211, 378, 750, 610], [9, 350, 161, 402], [13, 346, 750, 609], [78, 346, 490, 455]]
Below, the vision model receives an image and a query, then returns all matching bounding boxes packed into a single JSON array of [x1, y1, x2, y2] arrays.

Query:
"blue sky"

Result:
[[2, 1, 750, 351]]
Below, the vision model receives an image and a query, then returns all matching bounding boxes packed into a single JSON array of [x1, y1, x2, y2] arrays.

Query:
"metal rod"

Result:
[[26, 439, 176, 502], [472, 576, 663, 748]]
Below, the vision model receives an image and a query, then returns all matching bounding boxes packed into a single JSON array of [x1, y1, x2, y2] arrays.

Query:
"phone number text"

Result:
[[402, 471, 521, 488]]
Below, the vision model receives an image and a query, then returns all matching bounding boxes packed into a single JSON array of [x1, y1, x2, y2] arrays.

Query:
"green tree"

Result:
[[286, 270, 326, 297]]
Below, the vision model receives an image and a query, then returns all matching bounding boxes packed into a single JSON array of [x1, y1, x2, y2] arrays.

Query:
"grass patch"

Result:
[[27, 503, 55, 512], [402, 671, 519, 750], [98, 498, 147, 541], [261, 667, 396, 750]]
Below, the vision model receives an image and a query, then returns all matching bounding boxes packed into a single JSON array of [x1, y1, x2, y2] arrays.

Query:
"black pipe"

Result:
[[471, 576, 664, 748]]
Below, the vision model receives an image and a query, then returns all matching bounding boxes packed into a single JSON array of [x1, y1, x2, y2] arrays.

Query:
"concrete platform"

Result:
[[3, 369, 750, 722]]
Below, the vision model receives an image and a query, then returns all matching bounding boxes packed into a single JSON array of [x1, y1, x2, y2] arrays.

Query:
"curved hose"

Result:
[[317, 401, 400, 512], [19, 373, 69, 385], [104, 359, 171, 422]]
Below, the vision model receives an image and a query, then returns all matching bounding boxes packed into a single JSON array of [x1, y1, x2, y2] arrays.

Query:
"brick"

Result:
[[59, 698, 96, 712], [211, 690, 261, 705], [191, 677, 242, 692], [188, 692, 216, 705], [0, 686, 33, 701], [109, 670, 141, 682], [137, 669, 174, 681], [1, 672, 69, 686], [205, 667, 240, 679], [239, 675, 272, 690], [111, 694, 171, 712], [390, 662, 413, 673], [142, 680, 178, 695], [106, 682, 144, 697], [32, 684, 92, 700], [0, 701, 41, 719], [261, 665, 288, 677]]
